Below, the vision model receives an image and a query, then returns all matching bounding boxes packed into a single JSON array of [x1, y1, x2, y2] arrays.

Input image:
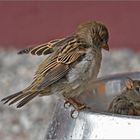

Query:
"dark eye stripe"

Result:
[[135, 86, 140, 92]]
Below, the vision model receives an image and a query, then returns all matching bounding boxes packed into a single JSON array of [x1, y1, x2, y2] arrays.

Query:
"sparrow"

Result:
[[1, 21, 109, 112], [108, 78, 140, 115]]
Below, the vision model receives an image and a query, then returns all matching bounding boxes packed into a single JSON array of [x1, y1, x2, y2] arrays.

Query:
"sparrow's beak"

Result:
[[101, 43, 109, 51]]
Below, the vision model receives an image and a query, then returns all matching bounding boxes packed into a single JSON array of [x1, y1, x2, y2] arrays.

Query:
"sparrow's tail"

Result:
[[1, 91, 38, 108]]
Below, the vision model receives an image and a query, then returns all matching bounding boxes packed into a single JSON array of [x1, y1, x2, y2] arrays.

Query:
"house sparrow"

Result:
[[108, 78, 140, 115], [1, 21, 109, 112]]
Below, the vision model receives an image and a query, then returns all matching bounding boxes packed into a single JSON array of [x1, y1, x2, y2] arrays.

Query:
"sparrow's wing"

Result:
[[36, 37, 87, 89], [17, 39, 62, 55], [108, 95, 135, 115], [17, 36, 75, 56]]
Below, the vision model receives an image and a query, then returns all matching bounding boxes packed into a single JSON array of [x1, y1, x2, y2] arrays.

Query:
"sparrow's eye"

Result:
[[135, 86, 140, 92], [100, 38, 104, 42]]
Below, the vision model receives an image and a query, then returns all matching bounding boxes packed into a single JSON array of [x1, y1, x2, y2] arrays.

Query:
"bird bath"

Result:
[[45, 72, 140, 139]]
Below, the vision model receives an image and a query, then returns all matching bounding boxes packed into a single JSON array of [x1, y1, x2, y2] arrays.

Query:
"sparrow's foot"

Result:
[[64, 100, 71, 108], [64, 97, 88, 110], [64, 97, 90, 118]]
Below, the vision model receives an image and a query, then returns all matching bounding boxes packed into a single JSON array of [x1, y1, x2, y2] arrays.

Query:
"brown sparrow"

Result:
[[1, 21, 109, 112], [108, 78, 140, 115]]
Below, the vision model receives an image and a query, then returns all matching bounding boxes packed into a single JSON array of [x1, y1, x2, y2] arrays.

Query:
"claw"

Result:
[[71, 109, 79, 119], [64, 97, 90, 118], [70, 105, 90, 119], [64, 101, 71, 108]]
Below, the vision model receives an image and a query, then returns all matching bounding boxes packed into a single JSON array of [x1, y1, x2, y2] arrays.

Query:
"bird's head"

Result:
[[75, 21, 109, 51], [122, 77, 140, 103], [124, 77, 140, 94]]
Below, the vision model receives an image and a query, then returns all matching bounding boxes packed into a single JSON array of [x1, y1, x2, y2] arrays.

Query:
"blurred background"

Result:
[[0, 1, 140, 140], [0, 1, 140, 50]]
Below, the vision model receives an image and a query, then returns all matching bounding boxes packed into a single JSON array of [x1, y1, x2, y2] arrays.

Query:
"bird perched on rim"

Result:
[[1, 21, 109, 112], [108, 78, 140, 115]]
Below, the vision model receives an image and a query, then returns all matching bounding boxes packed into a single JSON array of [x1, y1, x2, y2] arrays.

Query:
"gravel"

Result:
[[0, 48, 140, 140]]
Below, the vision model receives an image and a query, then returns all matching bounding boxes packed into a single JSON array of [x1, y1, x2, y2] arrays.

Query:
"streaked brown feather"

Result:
[[30, 36, 86, 90], [17, 38, 61, 55], [30, 44, 53, 55], [16, 92, 38, 108], [37, 64, 69, 89], [8, 92, 32, 105], [1, 91, 23, 104], [17, 37, 72, 55]]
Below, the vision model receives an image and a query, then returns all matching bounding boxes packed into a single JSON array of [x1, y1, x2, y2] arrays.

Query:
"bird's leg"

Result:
[[64, 97, 90, 118], [64, 97, 86, 110]]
